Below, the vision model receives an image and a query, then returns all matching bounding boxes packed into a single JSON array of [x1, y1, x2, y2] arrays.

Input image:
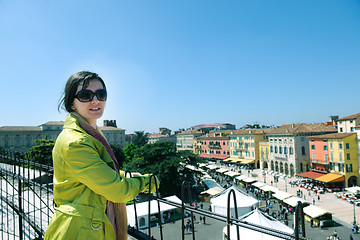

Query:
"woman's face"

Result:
[[72, 79, 106, 128]]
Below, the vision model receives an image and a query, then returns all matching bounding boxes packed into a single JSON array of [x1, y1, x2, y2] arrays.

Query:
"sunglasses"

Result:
[[75, 89, 107, 102]]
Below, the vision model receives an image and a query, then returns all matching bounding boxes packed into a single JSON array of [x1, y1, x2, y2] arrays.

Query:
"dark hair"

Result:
[[58, 71, 106, 113]]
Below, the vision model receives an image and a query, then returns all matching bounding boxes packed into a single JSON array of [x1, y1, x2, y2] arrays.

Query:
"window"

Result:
[[279, 146, 282, 154], [312, 153, 316, 161], [346, 143, 350, 149], [330, 152, 334, 161], [311, 139, 314, 142], [324, 154, 328, 163], [340, 127, 343, 132], [323, 145, 328, 151], [284, 146, 288, 154], [347, 153, 350, 160], [311, 145, 315, 150], [338, 163, 344, 173], [339, 153, 343, 162], [323, 140, 327, 143], [301, 137, 305, 141], [289, 147, 293, 155], [338, 142, 343, 149], [329, 142, 333, 149], [346, 164, 353, 172], [274, 146, 278, 153], [330, 162, 334, 171], [301, 146, 306, 155], [270, 146, 273, 153]]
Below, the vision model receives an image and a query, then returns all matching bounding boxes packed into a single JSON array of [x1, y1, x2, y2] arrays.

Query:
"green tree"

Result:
[[26, 138, 55, 166], [132, 131, 149, 147], [126, 142, 203, 197], [110, 144, 127, 168], [123, 143, 139, 162]]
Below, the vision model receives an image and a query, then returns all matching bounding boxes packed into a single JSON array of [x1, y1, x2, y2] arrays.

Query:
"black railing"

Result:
[[0, 149, 310, 240]]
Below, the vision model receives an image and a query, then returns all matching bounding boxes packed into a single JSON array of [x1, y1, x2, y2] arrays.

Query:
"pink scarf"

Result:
[[71, 112, 127, 240]]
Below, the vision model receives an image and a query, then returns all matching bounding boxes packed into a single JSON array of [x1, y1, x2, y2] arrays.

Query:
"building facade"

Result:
[[148, 133, 176, 145], [309, 133, 359, 187], [268, 123, 337, 176], [176, 129, 204, 152], [0, 120, 126, 152], [198, 132, 230, 161], [229, 129, 270, 169], [336, 113, 360, 133], [259, 141, 270, 170]]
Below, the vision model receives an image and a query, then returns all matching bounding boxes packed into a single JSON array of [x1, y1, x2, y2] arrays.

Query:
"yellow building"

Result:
[[259, 141, 270, 170], [327, 133, 359, 186], [229, 129, 271, 169]]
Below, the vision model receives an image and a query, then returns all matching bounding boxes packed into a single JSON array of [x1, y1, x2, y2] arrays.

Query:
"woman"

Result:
[[45, 71, 158, 240]]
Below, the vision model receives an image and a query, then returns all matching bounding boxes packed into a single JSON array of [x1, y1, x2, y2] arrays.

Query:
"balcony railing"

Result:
[[0, 149, 310, 240]]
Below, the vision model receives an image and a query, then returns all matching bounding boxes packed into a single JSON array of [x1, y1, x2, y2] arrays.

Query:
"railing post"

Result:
[[226, 189, 240, 240], [147, 174, 162, 240], [18, 179, 23, 240], [181, 181, 195, 240], [294, 201, 306, 240]]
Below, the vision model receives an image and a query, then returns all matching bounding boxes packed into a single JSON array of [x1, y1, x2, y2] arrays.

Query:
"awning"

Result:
[[345, 186, 360, 194], [296, 171, 326, 179], [252, 181, 266, 188], [206, 164, 220, 170], [260, 185, 279, 193], [283, 196, 309, 207], [201, 187, 224, 196], [241, 159, 255, 164], [224, 157, 243, 163], [222, 158, 233, 162], [315, 173, 345, 183], [199, 154, 228, 160], [303, 205, 332, 219], [235, 175, 247, 181], [272, 191, 292, 201], [224, 171, 240, 177], [216, 168, 229, 174], [242, 177, 256, 183]]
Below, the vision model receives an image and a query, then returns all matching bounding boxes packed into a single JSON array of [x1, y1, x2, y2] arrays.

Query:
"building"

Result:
[[147, 133, 176, 145], [309, 133, 359, 187], [259, 141, 270, 170], [198, 132, 230, 161], [0, 120, 126, 152], [355, 124, 360, 176], [176, 129, 204, 152], [228, 129, 271, 169], [336, 112, 360, 133], [190, 123, 236, 133], [267, 123, 337, 176]]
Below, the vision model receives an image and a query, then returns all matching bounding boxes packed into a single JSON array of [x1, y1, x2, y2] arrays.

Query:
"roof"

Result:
[[269, 123, 337, 135], [309, 133, 355, 139], [148, 133, 169, 138], [177, 129, 204, 135], [199, 154, 228, 160], [272, 191, 292, 201], [40, 121, 65, 126], [315, 173, 344, 183], [231, 128, 273, 135], [296, 171, 326, 179], [337, 112, 360, 121], [99, 126, 125, 131], [303, 205, 332, 219], [0, 126, 41, 131], [283, 196, 309, 207]]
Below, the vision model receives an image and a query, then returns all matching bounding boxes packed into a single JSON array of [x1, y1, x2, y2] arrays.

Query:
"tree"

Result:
[[132, 131, 149, 147], [26, 138, 55, 166], [126, 142, 203, 197], [123, 143, 139, 162], [110, 144, 126, 168]]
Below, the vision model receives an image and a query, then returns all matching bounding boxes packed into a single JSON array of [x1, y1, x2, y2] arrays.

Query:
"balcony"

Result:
[[208, 144, 221, 149]]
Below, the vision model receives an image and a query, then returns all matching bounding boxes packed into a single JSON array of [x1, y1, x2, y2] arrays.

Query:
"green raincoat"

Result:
[[44, 115, 157, 239]]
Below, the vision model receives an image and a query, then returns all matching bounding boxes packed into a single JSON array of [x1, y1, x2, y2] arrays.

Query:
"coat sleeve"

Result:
[[66, 140, 157, 203]]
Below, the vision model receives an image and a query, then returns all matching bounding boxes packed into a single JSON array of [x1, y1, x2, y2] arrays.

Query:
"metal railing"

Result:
[[0, 149, 310, 240]]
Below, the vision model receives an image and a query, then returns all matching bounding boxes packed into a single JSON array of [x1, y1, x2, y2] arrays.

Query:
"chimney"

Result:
[[104, 120, 117, 127]]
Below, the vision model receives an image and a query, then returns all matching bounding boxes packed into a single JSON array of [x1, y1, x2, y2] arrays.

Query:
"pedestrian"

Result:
[[199, 216, 202, 224], [168, 213, 171, 223], [355, 224, 359, 234], [313, 198, 315, 205], [44, 71, 158, 240], [310, 219, 313, 228], [350, 233, 354, 240], [334, 230, 337, 237], [317, 194, 320, 201], [200, 203, 203, 209], [203, 216, 206, 224]]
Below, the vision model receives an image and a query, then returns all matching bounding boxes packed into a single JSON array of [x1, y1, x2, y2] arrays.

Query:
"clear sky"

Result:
[[1, 0, 360, 133]]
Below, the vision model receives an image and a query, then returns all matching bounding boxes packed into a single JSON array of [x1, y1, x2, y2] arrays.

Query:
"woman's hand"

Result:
[[127, 172, 143, 178]]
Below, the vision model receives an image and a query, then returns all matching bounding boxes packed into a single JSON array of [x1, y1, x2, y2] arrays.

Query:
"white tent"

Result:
[[222, 209, 294, 240], [127, 195, 182, 229], [211, 186, 258, 217]]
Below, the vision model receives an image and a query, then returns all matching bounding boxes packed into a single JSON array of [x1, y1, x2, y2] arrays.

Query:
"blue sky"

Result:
[[1, 0, 360, 133]]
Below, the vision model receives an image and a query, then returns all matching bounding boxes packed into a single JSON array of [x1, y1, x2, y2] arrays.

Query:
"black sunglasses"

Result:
[[75, 89, 107, 102]]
